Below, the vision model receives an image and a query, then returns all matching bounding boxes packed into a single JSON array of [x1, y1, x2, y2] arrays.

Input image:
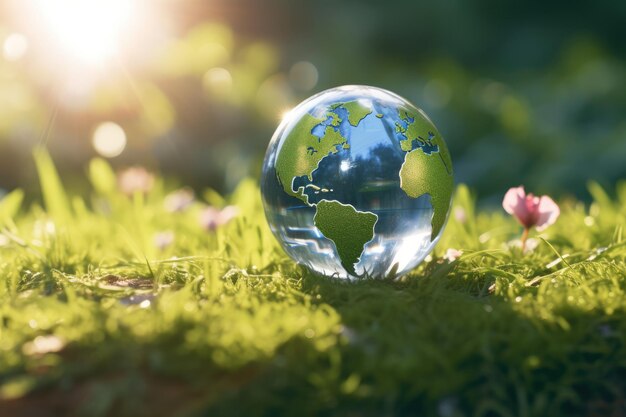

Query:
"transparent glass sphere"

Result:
[[261, 85, 454, 279]]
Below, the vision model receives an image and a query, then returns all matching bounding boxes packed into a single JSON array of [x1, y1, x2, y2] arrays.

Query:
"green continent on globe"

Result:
[[275, 101, 372, 204], [275, 113, 347, 202], [396, 107, 453, 174], [313, 200, 378, 277], [399, 147, 453, 241], [340, 101, 372, 126]]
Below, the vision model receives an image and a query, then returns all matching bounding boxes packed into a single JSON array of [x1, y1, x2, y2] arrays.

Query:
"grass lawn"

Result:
[[0, 150, 624, 417]]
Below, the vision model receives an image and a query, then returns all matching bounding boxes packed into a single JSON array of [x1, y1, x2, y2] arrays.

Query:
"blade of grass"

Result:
[[33, 147, 71, 223]]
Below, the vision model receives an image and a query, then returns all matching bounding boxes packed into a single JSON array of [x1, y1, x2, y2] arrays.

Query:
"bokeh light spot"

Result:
[[92, 122, 127, 158], [3, 33, 29, 62], [423, 79, 451, 108], [256, 74, 293, 120], [289, 61, 318, 91], [243, 42, 279, 75], [188, 23, 233, 72], [500, 96, 530, 135], [203, 67, 233, 98]]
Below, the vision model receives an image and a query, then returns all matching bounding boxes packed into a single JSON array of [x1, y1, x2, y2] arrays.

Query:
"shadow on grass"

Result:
[[199, 267, 626, 417], [2, 266, 624, 417]]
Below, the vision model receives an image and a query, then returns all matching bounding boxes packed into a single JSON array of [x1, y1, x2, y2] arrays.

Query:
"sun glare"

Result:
[[279, 109, 293, 123], [34, 0, 134, 66]]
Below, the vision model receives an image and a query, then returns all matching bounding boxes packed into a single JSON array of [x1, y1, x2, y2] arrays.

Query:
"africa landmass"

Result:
[[399, 147, 454, 240]]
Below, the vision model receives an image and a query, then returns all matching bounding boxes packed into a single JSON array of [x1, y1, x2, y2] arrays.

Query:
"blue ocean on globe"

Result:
[[261, 85, 454, 279]]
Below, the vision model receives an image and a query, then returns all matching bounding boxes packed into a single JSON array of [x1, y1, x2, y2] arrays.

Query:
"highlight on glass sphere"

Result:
[[261, 85, 454, 279]]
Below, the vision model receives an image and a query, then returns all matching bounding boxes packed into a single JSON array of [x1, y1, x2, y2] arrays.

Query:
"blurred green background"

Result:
[[1, 0, 625, 202]]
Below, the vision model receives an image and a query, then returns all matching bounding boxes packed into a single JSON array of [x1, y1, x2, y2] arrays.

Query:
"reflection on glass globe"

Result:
[[261, 85, 454, 279]]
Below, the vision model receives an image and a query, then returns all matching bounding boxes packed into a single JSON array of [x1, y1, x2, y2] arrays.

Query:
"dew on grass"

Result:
[[120, 294, 156, 306]]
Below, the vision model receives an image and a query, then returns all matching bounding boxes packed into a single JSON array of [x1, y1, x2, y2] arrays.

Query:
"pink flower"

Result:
[[199, 205, 238, 231], [443, 248, 463, 262], [154, 231, 175, 251], [454, 207, 467, 224], [164, 188, 195, 212], [503, 186, 560, 232], [118, 167, 155, 196]]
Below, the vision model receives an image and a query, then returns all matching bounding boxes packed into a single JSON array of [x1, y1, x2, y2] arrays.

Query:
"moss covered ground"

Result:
[[0, 150, 624, 417]]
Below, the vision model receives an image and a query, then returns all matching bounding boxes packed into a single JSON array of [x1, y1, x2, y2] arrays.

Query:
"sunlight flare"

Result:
[[34, 0, 135, 66]]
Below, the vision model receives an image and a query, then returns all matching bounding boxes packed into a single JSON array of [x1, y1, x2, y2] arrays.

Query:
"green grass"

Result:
[[0, 149, 625, 417]]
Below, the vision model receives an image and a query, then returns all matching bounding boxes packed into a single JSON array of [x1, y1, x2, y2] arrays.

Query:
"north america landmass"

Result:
[[275, 100, 453, 277]]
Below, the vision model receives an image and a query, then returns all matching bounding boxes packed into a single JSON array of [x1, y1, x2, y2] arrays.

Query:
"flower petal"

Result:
[[217, 205, 239, 225], [535, 196, 560, 231], [502, 186, 525, 215], [199, 207, 221, 231], [443, 248, 463, 262], [118, 167, 155, 196], [503, 186, 537, 227], [164, 188, 195, 212]]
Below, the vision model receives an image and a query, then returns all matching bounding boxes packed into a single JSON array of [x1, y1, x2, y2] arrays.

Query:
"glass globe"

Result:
[[261, 85, 453, 279]]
